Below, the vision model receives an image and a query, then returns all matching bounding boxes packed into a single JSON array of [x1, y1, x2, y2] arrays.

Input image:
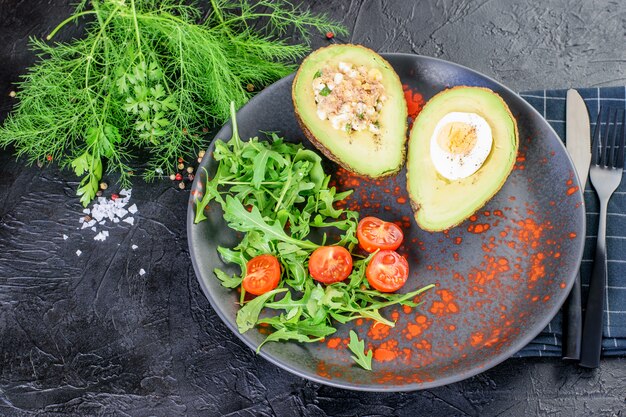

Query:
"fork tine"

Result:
[[607, 108, 619, 168], [599, 107, 612, 167], [600, 107, 612, 167], [591, 107, 603, 165], [616, 109, 626, 169]]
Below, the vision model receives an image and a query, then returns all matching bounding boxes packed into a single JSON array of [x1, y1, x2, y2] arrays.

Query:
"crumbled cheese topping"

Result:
[[312, 62, 387, 135]]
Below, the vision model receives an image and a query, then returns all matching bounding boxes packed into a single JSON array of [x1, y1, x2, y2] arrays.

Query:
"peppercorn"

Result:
[[169, 174, 176, 181], [198, 150, 206, 158], [188, 174, 195, 181], [9, 91, 16, 98], [326, 32, 334, 39], [46, 155, 53, 161], [96, 190, 103, 197], [178, 182, 185, 190], [246, 83, 254, 92], [175, 173, 183, 181], [99, 182, 108, 190], [111, 193, 119, 200], [186, 166, 194, 174], [177, 162, 185, 170], [178, 157, 184, 163]]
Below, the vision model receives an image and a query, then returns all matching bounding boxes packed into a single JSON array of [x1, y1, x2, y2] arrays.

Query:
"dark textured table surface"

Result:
[[1, 1, 626, 416]]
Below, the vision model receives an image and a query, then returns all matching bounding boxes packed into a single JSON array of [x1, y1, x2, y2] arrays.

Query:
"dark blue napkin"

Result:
[[516, 87, 626, 357]]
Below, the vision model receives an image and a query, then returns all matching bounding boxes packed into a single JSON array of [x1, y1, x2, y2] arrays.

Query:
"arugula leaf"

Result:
[[348, 330, 373, 371], [223, 195, 318, 250], [252, 148, 287, 189], [257, 327, 322, 352], [236, 288, 287, 333], [214, 268, 242, 289]]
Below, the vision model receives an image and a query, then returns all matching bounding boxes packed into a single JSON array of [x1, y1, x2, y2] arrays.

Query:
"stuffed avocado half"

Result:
[[292, 44, 407, 178], [407, 86, 519, 232]]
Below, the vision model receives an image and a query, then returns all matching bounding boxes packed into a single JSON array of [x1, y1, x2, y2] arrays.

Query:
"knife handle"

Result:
[[580, 207, 608, 369], [562, 271, 582, 360]]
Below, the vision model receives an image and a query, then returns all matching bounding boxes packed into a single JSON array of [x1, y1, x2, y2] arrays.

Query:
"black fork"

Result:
[[579, 107, 626, 368]]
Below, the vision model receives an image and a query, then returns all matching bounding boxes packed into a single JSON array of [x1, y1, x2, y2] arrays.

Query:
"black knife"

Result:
[[562, 89, 591, 360]]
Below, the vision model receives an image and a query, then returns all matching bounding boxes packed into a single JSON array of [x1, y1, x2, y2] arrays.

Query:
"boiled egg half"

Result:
[[429, 112, 493, 180]]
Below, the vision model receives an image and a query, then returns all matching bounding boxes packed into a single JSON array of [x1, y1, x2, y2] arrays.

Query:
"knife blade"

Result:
[[562, 89, 591, 360]]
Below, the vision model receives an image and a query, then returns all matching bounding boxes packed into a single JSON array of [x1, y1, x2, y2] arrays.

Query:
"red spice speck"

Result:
[[326, 337, 342, 349], [468, 223, 490, 234], [111, 193, 119, 200], [404, 315, 430, 340], [567, 186, 579, 196], [397, 196, 407, 204], [453, 237, 462, 245], [402, 85, 425, 121], [429, 289, 459, 315], [470, 332, 484, 347], [46, 154, 53, 161], [325, 31, 334, 39], [368, 322, 391, 340], [569, 232, 577, 239]]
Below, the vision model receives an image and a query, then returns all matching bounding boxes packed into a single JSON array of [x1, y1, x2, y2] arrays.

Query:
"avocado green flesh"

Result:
[[407, 87, 518, 231], [292, 45, 407, 177]]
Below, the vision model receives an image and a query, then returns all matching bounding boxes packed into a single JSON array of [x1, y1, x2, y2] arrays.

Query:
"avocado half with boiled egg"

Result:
[[407, 86, 519, 232], [292, 44, 407, 177]]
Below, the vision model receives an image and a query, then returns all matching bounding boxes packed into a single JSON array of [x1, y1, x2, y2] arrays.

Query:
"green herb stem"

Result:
[[46, 10, 97, 40]]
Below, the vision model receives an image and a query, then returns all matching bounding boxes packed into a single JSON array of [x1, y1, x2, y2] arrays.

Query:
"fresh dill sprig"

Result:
[[0, 0, 347, 206]]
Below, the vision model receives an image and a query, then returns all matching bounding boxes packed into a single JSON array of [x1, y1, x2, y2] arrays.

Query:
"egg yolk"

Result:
[[437, 121, 478, 156]]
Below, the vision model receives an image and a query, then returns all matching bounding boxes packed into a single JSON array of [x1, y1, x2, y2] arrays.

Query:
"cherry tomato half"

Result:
[[357, 216, 404, 253], [242, 254, 281, 296], [366, 250, 409, 293], [308, 246, 353, 284]]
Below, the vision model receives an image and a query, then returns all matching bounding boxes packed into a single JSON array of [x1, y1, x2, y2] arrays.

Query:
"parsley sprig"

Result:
[[194, 103, 434, 366]]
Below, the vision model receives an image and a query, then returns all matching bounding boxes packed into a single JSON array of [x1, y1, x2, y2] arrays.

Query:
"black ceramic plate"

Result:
[[187, 53, 585, 391]]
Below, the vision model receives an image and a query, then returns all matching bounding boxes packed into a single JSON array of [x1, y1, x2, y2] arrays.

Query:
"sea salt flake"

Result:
[[139, 268, 146, 276], [113, 218, 120, 223], [115, 208, 128, 218], [63, 234, 68, 240], [132, 244, 138, 250], [91, 226, 97, 232], [128, 204, 138, 214], [123, 217, 134, 226], [76, 250, 82, 257], [94, 232, 106, 241], [82, 208, 91, 215]]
